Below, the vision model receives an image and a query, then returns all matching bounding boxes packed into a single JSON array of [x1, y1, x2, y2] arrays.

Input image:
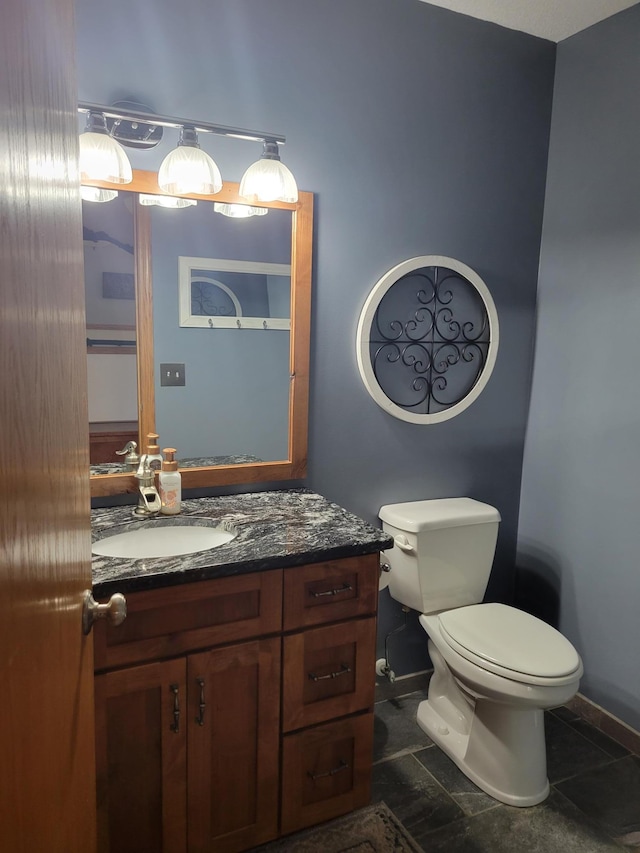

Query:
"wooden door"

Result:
[[95, 660, 188, 853], [187, 638, 281, 853], [0, 1, 97, 851]]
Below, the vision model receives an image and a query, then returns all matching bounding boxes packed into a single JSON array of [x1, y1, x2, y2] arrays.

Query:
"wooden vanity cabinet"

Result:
[[93, 553, 379, 852], [94, 571, 282, 853], [279, 556, 378, 835]]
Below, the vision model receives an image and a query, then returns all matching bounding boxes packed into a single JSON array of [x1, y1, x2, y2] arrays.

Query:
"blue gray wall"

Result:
[[77, 0, 555, 676], [518, 5, 640, 731]]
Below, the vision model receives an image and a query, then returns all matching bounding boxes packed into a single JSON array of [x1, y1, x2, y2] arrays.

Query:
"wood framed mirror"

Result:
[[84, 170, 313, 497]]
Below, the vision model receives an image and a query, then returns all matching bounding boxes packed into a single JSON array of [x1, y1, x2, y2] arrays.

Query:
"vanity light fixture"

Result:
[[139, 193, 197, 209], [80, 186, 118, 203], [158, 126, 222, 196], [213, 202, 268, 218], [78, 110, 133, 185], [77, 102, 297, 200], [239, 141, 298, 203]]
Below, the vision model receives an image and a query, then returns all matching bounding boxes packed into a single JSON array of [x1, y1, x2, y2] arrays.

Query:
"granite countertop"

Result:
[[90, 454, 262, 477], [92, 489, 393, 597]]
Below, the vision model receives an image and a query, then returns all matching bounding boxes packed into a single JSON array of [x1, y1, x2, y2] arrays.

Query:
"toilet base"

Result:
[[417, 697, 550, 807]]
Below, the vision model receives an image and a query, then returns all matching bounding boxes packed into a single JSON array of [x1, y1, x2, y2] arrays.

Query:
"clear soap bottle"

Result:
[[159, 448, 181, 515]]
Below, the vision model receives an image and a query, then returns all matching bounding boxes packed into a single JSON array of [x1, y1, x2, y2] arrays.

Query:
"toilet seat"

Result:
[[437, 603, 581, 685]]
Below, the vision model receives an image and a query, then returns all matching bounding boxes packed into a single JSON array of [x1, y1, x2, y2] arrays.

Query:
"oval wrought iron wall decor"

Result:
[[356, 256, 499, 424]]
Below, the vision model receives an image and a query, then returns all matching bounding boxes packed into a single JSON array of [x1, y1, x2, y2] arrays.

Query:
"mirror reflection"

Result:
[[84, 171, 313, 496], [83, 195, 138, 467], [150, 200, 293, 464]]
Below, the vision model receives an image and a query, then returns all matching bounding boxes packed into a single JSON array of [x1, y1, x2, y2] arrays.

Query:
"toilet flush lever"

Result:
[[394, 535, 415, 554]]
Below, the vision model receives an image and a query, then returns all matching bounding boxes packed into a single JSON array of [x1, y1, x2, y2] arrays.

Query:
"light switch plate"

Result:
[[160, 363, 186, 386]]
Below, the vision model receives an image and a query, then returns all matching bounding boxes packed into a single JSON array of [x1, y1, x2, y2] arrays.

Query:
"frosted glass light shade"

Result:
[[158, 127, 222, 195], [239, 141, 298, 203], [80, 186, 118, 203], [214, 202, 268, 218], [139, 194, 197, 208], [79, 113, 133, 185]]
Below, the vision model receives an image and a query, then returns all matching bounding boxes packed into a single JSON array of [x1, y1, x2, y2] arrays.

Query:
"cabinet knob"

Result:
[[82, 590, 127, 635]]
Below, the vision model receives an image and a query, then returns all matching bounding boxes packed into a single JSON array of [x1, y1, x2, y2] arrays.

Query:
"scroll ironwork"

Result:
[[370, 266, 490, 414]]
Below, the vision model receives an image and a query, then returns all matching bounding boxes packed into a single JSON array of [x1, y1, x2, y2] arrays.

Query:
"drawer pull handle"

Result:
[[169, 684, 180, 734], [309, 583, 352, 598], [308, 664, 352, 682], [308, 760, 349, 782], [196, 678, 206, 726]]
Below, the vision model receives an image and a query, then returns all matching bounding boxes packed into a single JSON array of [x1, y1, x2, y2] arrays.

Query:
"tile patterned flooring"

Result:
[[372, 676, 640, 851]]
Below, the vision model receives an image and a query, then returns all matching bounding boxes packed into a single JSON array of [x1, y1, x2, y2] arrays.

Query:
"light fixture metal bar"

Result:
[[77, 101, 286, 145]]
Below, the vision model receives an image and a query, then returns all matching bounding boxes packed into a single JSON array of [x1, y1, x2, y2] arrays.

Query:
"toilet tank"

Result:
[[379, 498, 501, 614]]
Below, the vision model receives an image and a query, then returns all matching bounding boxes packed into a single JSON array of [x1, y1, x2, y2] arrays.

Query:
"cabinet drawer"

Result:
[[94, 570, 283, 670], [282, 617, 376, 732], [281, 713, 374, 835], [283, 555, 378, 631]]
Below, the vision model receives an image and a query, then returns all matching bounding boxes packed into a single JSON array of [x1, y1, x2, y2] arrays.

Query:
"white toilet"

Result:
[[379, 497, 582, 807]]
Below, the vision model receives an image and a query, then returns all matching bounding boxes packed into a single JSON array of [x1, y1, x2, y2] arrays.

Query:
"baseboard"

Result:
[[567, 692, 640, 756], [374, 669, 432, 702], [374, 674, 640, 758]]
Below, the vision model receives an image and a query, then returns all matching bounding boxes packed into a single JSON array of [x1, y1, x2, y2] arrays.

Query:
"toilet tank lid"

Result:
[[379, 498, 501, 532]]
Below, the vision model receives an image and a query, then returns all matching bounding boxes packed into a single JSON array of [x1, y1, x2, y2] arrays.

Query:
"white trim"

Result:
[[178, 256, 292, 330], [356, 255, 499, 424]]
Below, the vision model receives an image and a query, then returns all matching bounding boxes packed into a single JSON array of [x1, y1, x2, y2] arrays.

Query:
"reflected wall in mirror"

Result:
[[83, 195, 139, 467], [150, 201, 292, 464], [85, 171, 313, 497]]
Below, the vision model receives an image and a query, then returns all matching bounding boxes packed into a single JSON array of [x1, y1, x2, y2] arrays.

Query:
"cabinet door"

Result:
[[187, 638, 281, 853], [95, 659, 187, 853]]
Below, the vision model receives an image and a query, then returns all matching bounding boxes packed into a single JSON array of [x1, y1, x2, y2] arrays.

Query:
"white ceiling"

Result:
[[418, 0, 640, 42]]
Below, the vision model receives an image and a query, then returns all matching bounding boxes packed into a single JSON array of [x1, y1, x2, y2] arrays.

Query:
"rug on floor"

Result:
[[253, 803, 421, 852]]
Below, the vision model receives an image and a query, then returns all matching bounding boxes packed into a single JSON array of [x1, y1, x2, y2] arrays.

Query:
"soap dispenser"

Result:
[[159, 448, 181, 515], [144, 433, 163, 472]]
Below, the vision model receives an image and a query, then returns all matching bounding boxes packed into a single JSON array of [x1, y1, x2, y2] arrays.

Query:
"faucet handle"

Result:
[[116, 440, 140, 471], [135, 456, 151, 479]]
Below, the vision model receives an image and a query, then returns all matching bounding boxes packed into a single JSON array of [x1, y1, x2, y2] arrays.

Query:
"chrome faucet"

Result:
[[115, 440, 140, 471], [134, 457, 162, 516]]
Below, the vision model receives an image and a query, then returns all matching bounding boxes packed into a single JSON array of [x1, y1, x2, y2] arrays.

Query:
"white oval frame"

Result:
[[356, 255, 499, 424]]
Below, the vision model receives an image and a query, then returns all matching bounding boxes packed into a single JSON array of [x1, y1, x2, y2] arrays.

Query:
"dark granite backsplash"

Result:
[[92, 489, 392, 597]]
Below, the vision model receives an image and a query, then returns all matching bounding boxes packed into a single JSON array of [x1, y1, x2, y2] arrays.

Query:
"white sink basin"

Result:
[[92, 519, 237, 559]]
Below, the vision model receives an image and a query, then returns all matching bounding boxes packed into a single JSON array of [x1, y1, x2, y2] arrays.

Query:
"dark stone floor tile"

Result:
[[420, 788, 623, 853], [567, 718, 630, 760], [556, 756, 640, 839], [546, 711, 614, 783], [551, 705, 580, 723], [374, 694, 433, 763], [413, 746, 498, 816], [375, 673, 430, 703], [371, 753, 463, 845]]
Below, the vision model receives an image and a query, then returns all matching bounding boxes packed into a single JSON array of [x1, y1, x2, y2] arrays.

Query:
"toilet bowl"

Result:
[[378, 497, 583, 807], [418, 603, 582, 806]]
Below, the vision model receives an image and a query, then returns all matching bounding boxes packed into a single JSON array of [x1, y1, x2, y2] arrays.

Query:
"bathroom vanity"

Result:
[[91, 490, 392, 853]]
